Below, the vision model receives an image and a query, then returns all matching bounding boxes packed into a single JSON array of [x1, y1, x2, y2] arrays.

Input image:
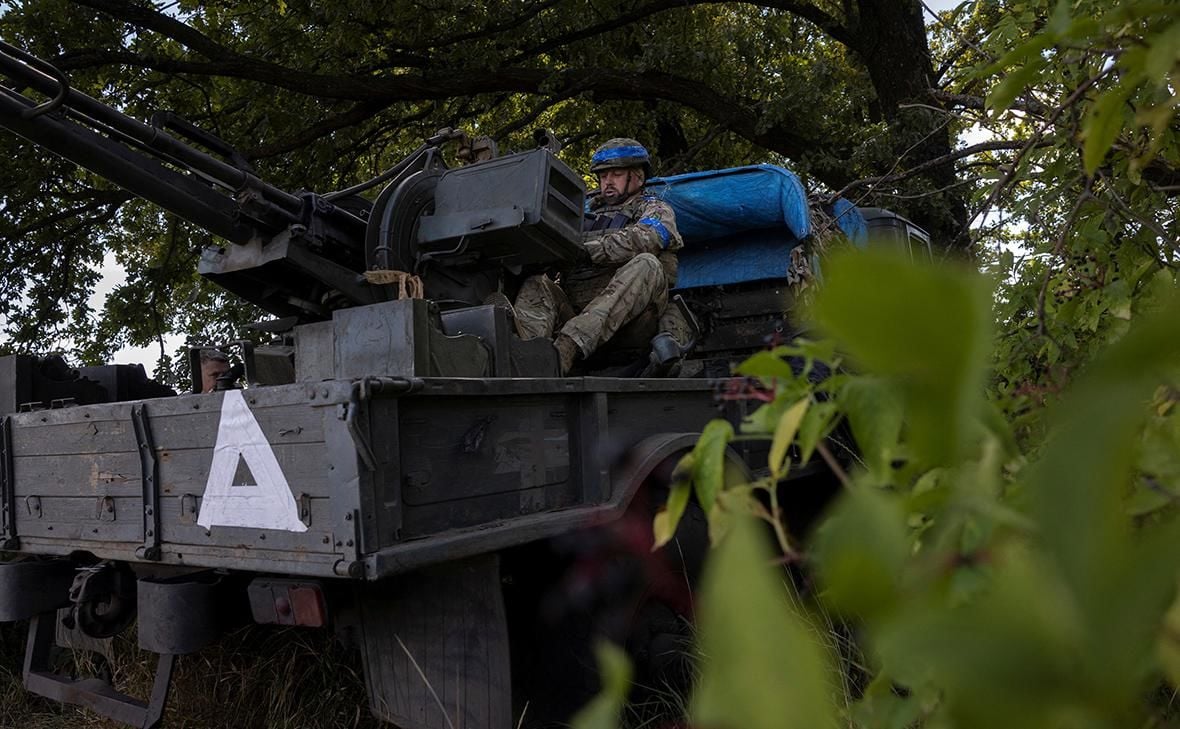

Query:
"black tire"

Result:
[[504, 454, 709, 728]]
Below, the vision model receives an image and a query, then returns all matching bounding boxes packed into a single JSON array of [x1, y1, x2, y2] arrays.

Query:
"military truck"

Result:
[[0, 39, 926, 729]]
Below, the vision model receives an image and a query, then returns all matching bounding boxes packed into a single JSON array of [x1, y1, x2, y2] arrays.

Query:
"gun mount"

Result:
[[0, 39, 585, 321]]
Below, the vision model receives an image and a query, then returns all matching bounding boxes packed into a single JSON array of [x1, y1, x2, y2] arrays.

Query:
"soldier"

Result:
[[513, 138, 683, 374], [198, 349, 231, 393]]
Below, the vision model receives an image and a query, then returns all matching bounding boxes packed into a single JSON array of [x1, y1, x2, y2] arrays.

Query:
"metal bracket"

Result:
[[130, 405, 162, 561], [24, 612, 175, 729], [345, 381, 378, 471], [179, 493, 198, 524], [298, 493, 313, 527], [96, 495, 116, 522], [0, 416, 17, 550]]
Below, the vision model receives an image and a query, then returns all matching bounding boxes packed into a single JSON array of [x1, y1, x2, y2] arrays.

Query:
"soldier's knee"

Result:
[[625, 252, 662, 279]]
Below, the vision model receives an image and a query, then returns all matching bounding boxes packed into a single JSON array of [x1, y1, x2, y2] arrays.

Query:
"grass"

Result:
[[0, 620, 387, 729]]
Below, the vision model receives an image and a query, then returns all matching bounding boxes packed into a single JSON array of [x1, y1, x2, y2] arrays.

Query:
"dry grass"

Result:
[[0, 621, 387, 729]]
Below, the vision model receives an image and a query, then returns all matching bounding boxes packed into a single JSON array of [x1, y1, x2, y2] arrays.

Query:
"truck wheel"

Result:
[[505, 439, 746, 728]]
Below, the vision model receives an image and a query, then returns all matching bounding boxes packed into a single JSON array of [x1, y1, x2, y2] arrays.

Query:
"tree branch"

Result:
[[931, 89, 1050, 118], [0, 191, 131, 240], [973, 66, 1112, 226], [409, 0, 566, 53], [52, 47, 849, 183], [67, 0, 428, 67], [244, 100, 392, 159], [511, 0, 853, 64], [493, 94, 572, 141], [833, 140, 1031, 199]]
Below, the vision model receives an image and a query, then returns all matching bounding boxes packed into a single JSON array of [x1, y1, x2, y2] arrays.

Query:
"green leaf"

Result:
[[1083, 80, 1136, 175], [1022, 290, 1180, 686], [692, 419, 734, 516], [986, 55, 1048, 115], [979, 399, 1021, 462], [1144, 20, 1180, 81], [1103, 278, 1133, 320], [811, 486, 910, 620], [873, 545, 1090, 729], [653, 476, 691, 550], [907, 468, 950, 515], [841, 376, 904, 483], [1047, 0, 1072, 36], [1028, 290, 1180, 576], [1125, 479, 1176, 517], [691, 517, 838, 729], [772, 338, 839, 365], [769, 397, 810, 479], [984, 33, 1053, 77], [1158, 584, 1180, 691], [711, 485, 764, 544], [744, 388, 813, 434], [850, 674, 925, 729], [814, 250, 993, 468], [735, 350, 797, 380], [1140, 404, 1180, 495], [570, 642, 633, 729], [798, 400, 840, 464]]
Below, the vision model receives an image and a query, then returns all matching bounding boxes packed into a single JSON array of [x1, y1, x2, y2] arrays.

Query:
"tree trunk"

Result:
[[850, 0, 970, 251]]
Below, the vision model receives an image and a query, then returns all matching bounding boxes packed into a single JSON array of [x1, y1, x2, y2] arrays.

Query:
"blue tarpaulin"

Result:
[[674, 228, 802, 290], [601, 164, 866, 289], [645, 165, 812, 243], [831, 197, 868, 248]]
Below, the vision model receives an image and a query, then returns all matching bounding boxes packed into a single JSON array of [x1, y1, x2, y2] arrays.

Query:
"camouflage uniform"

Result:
[[514, 188, 683, 358]]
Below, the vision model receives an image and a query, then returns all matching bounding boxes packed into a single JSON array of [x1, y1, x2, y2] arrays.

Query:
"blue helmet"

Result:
[[590, 138, 652, 176]]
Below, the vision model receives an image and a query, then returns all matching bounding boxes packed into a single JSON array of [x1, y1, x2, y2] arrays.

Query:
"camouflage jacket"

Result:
[[580, 189, 682, 286]]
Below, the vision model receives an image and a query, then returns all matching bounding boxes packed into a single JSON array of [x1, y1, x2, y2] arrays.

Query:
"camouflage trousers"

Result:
[[514, 252, 669, 358]]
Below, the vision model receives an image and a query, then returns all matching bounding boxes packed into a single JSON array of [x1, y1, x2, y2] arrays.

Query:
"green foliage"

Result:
[[643, 244, 1180, 728], [810, 486, 909, 620], [813, 249, 994, 468], [570, 643, 633, 729], [690, 517, 839, 729], [938, 0, 1180, 447]]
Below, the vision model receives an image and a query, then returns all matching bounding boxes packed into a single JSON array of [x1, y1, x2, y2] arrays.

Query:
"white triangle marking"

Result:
[[198, 390, 307, 532]]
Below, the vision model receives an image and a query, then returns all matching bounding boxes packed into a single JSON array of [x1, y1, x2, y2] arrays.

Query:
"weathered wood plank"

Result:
[[149, 404, 327, 450], [12, 494, 339, 553], [15, 495, 143, 541], [10, 416, 135, 457], [398, 395, 570, 506], [12, 451, 144, 498], [16, 536, 344, 578], [158, 508, 338, 555], [10, 401, 328, 456], [155, 444, 335, 498], [10, 441, 336, 498]]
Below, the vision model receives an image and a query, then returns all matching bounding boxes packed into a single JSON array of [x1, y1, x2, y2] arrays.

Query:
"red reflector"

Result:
[[248, 579, 328, 627], [288, 586, 327, 627]]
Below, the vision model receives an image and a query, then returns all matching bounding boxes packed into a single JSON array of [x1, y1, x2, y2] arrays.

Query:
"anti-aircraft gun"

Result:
[[0, 39, 924, 729]]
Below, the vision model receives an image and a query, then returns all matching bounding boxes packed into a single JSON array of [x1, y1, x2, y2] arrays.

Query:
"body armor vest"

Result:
[[583, 211, 631, 233]]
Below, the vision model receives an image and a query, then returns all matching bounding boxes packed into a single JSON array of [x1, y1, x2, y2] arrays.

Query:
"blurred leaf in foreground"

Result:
[[569, 642, 633, 729], [870, 291, 1180, 729], [811, 486, 910, 621], [690, 517, 838, 729], [814, 249, 993, 469]]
